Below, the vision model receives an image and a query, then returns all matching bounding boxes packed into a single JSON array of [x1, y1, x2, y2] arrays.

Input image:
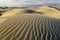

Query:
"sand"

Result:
[[29, 6, 60, 19], [0, 18, 7, 23], [0, 6, 60, 40], [1, 6, 60, 19], [1, 8, 40, 17], [1, 8, 25, 17], [0, 14, 60, 40]]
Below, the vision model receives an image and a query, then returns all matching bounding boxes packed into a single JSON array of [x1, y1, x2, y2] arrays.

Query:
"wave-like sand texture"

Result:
[[0, 14, 60, 40]]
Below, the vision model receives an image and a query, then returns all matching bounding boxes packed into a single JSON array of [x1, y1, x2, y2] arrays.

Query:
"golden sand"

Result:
[[1, 8, 25, 17], [1, 6, 60, 19], [0, 14, 60, 40], [0, 18, 7, 23], [29, 6, 60, 19], [0, 6, 60, 40]]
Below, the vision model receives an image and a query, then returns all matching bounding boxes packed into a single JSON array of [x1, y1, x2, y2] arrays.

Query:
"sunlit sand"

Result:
[[1, 8, 25, 17], [0, 6, 60, 40], [33, 6, 60, 19]]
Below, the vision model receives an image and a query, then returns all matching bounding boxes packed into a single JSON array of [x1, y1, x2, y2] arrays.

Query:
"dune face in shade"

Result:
[[0, 14, 60, 40]]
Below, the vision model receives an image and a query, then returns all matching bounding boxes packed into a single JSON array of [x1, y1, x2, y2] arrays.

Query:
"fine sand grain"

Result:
[[0, 14, 60, 40]]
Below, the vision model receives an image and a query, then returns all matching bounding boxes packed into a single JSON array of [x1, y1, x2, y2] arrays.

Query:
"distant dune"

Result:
[[1, 6, 60, 19], [0, 8, 13, 16], [0, 14, 60, 40], [1, 8, 41, 17], [28, 6, 60, 19], [1, 8, 25, 17], [54, 4, 60, 9]]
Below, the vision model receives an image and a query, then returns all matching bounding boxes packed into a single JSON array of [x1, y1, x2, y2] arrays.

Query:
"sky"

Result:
[[0, 0, 60, 7]]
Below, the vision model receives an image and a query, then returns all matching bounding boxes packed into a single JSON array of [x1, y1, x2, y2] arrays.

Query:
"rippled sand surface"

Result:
[[0, 14, 60, 40]]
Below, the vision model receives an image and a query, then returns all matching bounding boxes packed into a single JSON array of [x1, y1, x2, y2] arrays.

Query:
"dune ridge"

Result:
[[28, 6, 60, 19], [1, 8, 25, 17], [1, 6, 60, 19], [0, 14, 60, 40]]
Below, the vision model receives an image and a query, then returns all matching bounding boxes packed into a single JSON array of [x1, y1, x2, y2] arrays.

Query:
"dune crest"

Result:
[[28, 6, 60, 19], [1, 8, 25, 17], [1, 6, 60, 19], [37, 6, 60, 19]]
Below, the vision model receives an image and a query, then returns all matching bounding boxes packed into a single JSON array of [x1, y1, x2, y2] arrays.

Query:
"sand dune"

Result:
[[29, 6, 60, 19], [0, 14, 60, 40], [1, 8, 41, 17], [37, 6, 60, 19], [1, 8, 25, 17], [1, 6, 60, 19], [0, 8, 12, 16], [0, 6, 60, 40]]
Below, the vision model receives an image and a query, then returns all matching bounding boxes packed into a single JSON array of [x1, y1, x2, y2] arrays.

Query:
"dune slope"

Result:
[[0, 14, 60, 40], [1, 8, 25, 17], [29, 6, 60, 19]]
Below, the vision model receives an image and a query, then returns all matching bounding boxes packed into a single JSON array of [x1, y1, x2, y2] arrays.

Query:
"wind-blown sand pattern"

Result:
[[0, 14, 60, 40]]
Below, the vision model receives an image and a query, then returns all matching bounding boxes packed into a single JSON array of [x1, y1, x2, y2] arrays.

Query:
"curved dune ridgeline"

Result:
[[28, 6, 60, 19], [1, 6, 60, 19], [1, 8, 42, 17], [0, 14, 60, 40], [1, 9, 25, 17]]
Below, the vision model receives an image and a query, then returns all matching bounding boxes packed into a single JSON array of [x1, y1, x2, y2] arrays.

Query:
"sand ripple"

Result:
[[0, 14, 60, 40]]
